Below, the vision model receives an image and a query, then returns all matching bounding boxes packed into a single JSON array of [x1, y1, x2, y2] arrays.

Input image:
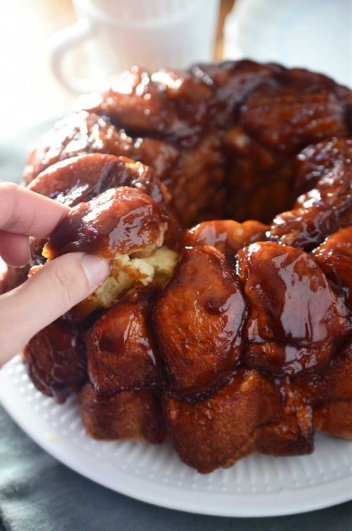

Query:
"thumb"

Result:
[[0, 253, 110, 365]]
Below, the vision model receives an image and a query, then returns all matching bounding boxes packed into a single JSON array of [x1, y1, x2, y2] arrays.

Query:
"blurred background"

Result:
[[0, 0, 75, 135], [1, 0, 350, 137], [0, 0, 233, 136]]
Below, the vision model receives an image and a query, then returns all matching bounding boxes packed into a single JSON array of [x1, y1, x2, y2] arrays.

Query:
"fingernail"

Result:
[[12, 242, 31, 269], [81, 254, 110, 290], [20, 243, 32, 268]]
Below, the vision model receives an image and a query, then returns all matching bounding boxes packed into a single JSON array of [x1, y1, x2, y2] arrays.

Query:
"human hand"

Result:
[[0, 182, 110, 366]]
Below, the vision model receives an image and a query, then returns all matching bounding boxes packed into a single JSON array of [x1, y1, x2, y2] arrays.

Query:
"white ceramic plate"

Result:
[[1, 356, 352, 517]]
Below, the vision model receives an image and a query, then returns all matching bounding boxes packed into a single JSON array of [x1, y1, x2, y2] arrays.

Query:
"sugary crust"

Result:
[[10, 60, 352, 473], [80, 383, 166, 444]]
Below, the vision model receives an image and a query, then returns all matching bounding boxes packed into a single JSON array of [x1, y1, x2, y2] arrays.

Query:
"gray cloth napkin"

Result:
[[1, 121, 352, 531], [1, 404, 352, 531]]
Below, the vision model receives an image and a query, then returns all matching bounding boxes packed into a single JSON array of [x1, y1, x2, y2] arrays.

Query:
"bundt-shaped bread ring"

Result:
[[5, 59, 352, 473]]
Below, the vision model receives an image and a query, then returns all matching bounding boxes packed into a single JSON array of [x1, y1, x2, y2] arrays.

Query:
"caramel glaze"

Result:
[[23, 111, 131, 183], [86, 289, 161, 396], [80, 382, 166, 444], [237, 242, 351, 375], [28, 153, 169, 208], [154, 246, 247, 399], [23, 61, 352, 228], [28, 155, 179, 263], [184, 219, 268, 258], [165, 369, 313, 473], [10, 60, 352, 472], [313, 226, 352, 308], [23, 319, 87, 403], [44, 186, 167, 260]]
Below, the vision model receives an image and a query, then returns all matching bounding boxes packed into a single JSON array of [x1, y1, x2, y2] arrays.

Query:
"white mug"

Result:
[[50, 0, 220, 94]]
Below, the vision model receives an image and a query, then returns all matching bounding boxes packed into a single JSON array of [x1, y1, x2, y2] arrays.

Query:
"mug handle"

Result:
[[50, 18, 97, 94]]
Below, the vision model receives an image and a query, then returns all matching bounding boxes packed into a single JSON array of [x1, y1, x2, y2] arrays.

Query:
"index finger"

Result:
[[0, 182, 69, 237]]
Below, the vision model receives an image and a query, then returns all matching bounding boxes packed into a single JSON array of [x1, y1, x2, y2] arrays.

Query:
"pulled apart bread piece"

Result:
[[43, 185, 177, 316], [28, 155, 179, 318]]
